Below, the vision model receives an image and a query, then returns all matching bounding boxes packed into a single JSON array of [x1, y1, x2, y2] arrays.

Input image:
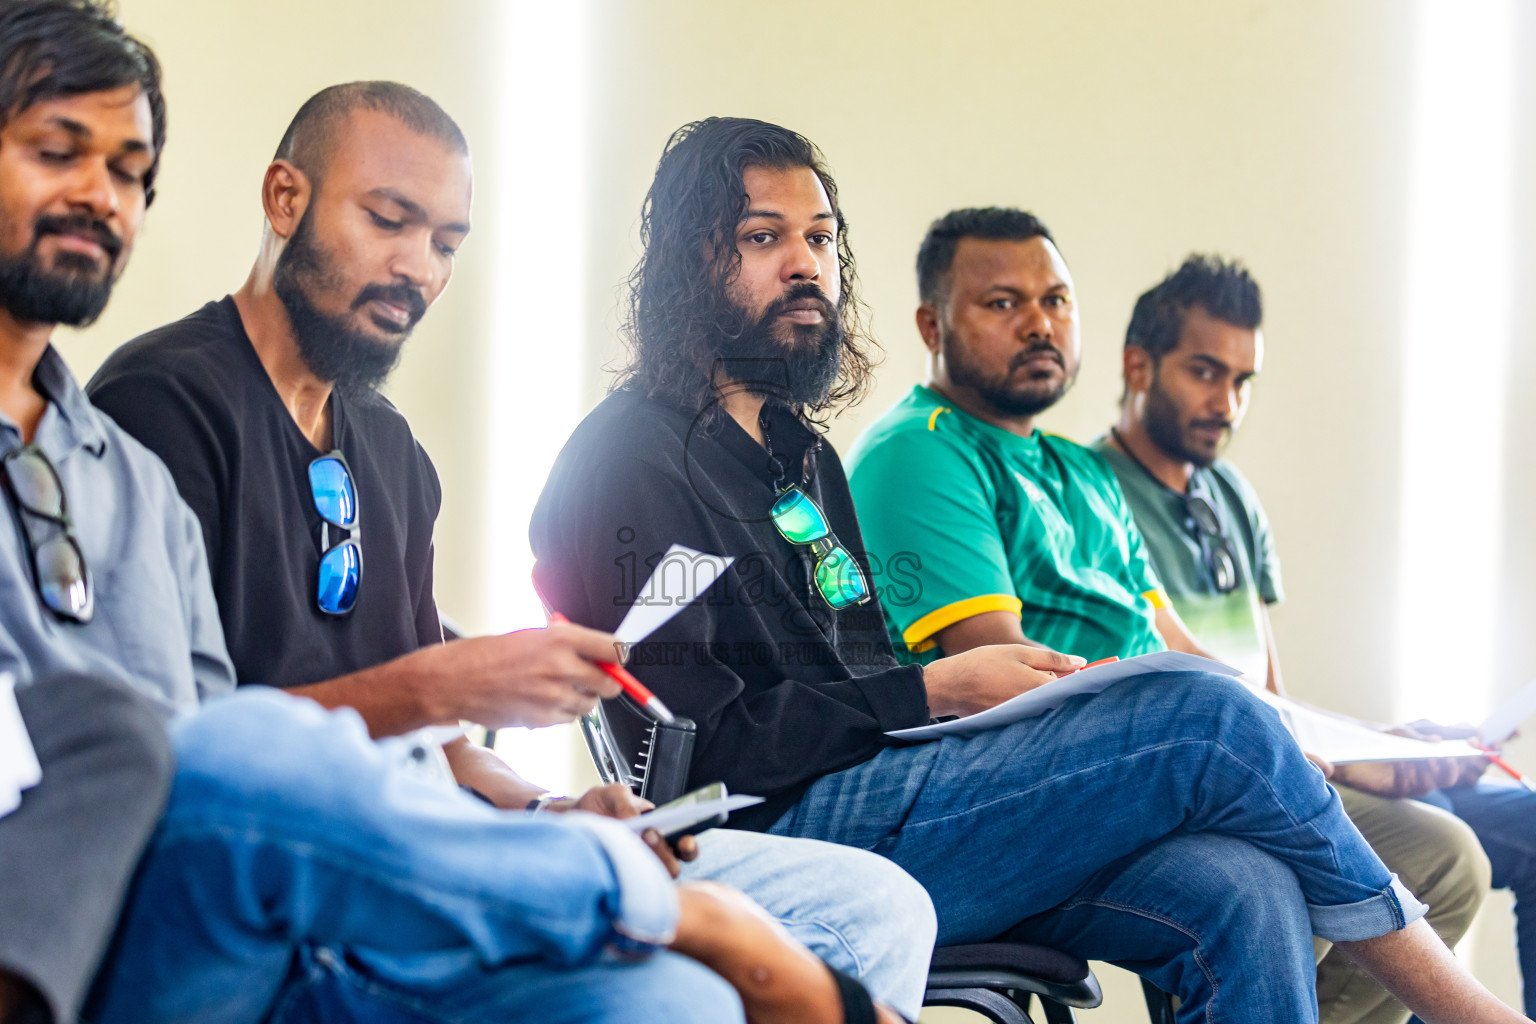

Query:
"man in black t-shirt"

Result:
[[90, 82, 614, 802], [89, 83, 936, 1019]]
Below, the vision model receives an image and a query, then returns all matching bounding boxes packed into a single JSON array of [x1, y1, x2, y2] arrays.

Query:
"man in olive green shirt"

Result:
[[847, 212, 1491, 1024], [1097, 426, 1278, 681], [1103, 254, 1535, 1024]]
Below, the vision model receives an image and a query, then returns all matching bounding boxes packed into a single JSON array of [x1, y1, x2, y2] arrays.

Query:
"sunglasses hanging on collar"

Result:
[[1, 445, 93, 623], [762, 414, 870, 610]]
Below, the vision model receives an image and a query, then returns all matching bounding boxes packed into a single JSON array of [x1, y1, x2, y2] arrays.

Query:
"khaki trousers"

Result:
[[1315, 784, 1491, 1024]]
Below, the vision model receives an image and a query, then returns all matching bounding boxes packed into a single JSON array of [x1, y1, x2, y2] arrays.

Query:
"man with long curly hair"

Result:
[[532, 116, 1531, 1023]]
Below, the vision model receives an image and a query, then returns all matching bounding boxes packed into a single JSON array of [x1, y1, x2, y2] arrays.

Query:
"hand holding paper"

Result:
[[1250, 689, 1488, 765], [1477, 678, 1536, 747], [922, 643, 1088, 719], [1328, 756, 1489, 799], [889, 651, 1240, 741], [539, 543, 735, 725], [623, 793, 764, 839]]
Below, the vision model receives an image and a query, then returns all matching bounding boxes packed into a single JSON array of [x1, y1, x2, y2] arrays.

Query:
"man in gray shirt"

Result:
[[0, 5, 190, 1020]]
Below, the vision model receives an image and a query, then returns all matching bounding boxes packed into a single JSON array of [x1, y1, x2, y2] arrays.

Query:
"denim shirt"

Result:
[[0, 346, 235, 719]]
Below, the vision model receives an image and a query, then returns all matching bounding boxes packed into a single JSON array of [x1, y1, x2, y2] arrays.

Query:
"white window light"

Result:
[[486, 0, 594, 792], [1396, 0, 1515, 723]]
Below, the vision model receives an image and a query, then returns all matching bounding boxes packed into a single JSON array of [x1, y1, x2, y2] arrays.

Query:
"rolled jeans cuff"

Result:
[[561, 812, 679, 950], [1308, 873, 1428, 942]]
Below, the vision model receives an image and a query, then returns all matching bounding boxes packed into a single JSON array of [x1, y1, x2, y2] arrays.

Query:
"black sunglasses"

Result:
[[1, 445, 92, 622], [1182, 494, 1240, 595]]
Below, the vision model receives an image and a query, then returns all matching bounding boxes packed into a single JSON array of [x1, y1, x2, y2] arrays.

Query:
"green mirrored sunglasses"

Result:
[[769, 486, 871, 610]]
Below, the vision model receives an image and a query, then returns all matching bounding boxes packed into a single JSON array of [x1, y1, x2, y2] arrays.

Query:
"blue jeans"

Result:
[[681, 828, 936, 1019], [1419, 781, 1536, 1017], [1010, 833, 1318, 1021], [84, 689, 744, 1024], [770, 672, 1426, 1023]]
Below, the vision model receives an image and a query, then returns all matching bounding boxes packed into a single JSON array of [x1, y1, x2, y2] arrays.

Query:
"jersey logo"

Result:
[[1011, 470, 1048, 505]]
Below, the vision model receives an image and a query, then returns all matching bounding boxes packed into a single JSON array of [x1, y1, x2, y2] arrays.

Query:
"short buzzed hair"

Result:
[[916, 207, 1054, 306], [274, 80, 467, 185]]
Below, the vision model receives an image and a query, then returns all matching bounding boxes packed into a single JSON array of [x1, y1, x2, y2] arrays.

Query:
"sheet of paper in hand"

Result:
[[613, 544, 735, 648], [1479, 678, 1536, 747], [886, 650, 1242, 742], [624, 793, 765, 838], [1252, 689, 1484, 764], [0, 673, 42, 819]]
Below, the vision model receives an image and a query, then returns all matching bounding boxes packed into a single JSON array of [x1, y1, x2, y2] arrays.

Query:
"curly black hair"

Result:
[[0, 0, 166, 204], [615, 117, 877, 422]]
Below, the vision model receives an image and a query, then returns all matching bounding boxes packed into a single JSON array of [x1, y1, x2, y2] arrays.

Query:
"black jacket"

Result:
[[531, 389, 929, 830]]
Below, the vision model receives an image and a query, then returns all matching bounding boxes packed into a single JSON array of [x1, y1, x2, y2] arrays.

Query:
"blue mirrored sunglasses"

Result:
[[308, 452, 361, 615]]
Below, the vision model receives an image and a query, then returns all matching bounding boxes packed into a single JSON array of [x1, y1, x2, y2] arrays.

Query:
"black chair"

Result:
[[575, 695, 1112, 1023], [1141, 979, 1177, 1024], [927, 942, 1102, 1023]]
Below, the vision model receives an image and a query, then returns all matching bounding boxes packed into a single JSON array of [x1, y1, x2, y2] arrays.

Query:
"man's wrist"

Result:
[[396, 646, 455, 724], [527, 792, 568, 813]]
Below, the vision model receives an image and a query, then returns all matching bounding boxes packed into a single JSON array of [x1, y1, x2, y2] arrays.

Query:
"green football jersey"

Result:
[[846, 385, 1168, 664]]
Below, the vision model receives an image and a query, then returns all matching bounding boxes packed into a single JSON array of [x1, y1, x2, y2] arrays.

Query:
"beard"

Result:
[[714, 282, 843, 407], [943, 325, 1077, 418], [272, 212, 425, 392], [1143, 372, 1227, 468], [0, 212, 124, 327]]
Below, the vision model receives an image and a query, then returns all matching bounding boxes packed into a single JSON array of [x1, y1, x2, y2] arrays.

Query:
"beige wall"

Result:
[[74, 1, 1536, 1017], [584, 0, 1534, 725], [71, 0, 501, 633]]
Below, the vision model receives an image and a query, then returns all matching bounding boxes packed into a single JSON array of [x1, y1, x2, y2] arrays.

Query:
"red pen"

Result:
[[1474, 742, 1536, 793], [547, 612, 676, 724], [1061, 656, 1119, 677]]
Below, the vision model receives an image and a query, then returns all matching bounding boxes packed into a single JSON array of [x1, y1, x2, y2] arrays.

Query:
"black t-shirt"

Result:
[[531, 389, 928, 831], [87, 297, 442, 689]]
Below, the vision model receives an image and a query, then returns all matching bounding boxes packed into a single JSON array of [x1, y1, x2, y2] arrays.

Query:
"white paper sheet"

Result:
[[0, 674, 41, 819], [1253, 689, 1485, 764], [623, 794, 764, 836], [614, 544, 735, 647], [886, 651, 1242, 742], [1479, 679, 1536, 746], [418, 724, 468, 747]]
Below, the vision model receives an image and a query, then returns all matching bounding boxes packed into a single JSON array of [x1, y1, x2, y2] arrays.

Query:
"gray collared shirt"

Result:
[[0, 345, 234, 719]]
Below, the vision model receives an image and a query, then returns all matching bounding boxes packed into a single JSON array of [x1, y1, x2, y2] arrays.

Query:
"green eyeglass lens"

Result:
[[770, 488, 830, 544], [770, 486, 869, 609], [814, 545, 869, 609]]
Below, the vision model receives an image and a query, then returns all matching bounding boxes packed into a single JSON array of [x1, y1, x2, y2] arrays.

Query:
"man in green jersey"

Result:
[[846, 210, 1491, 1024], [1102, 254, 1536, 1024], [847, 208, 1204, 664]]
